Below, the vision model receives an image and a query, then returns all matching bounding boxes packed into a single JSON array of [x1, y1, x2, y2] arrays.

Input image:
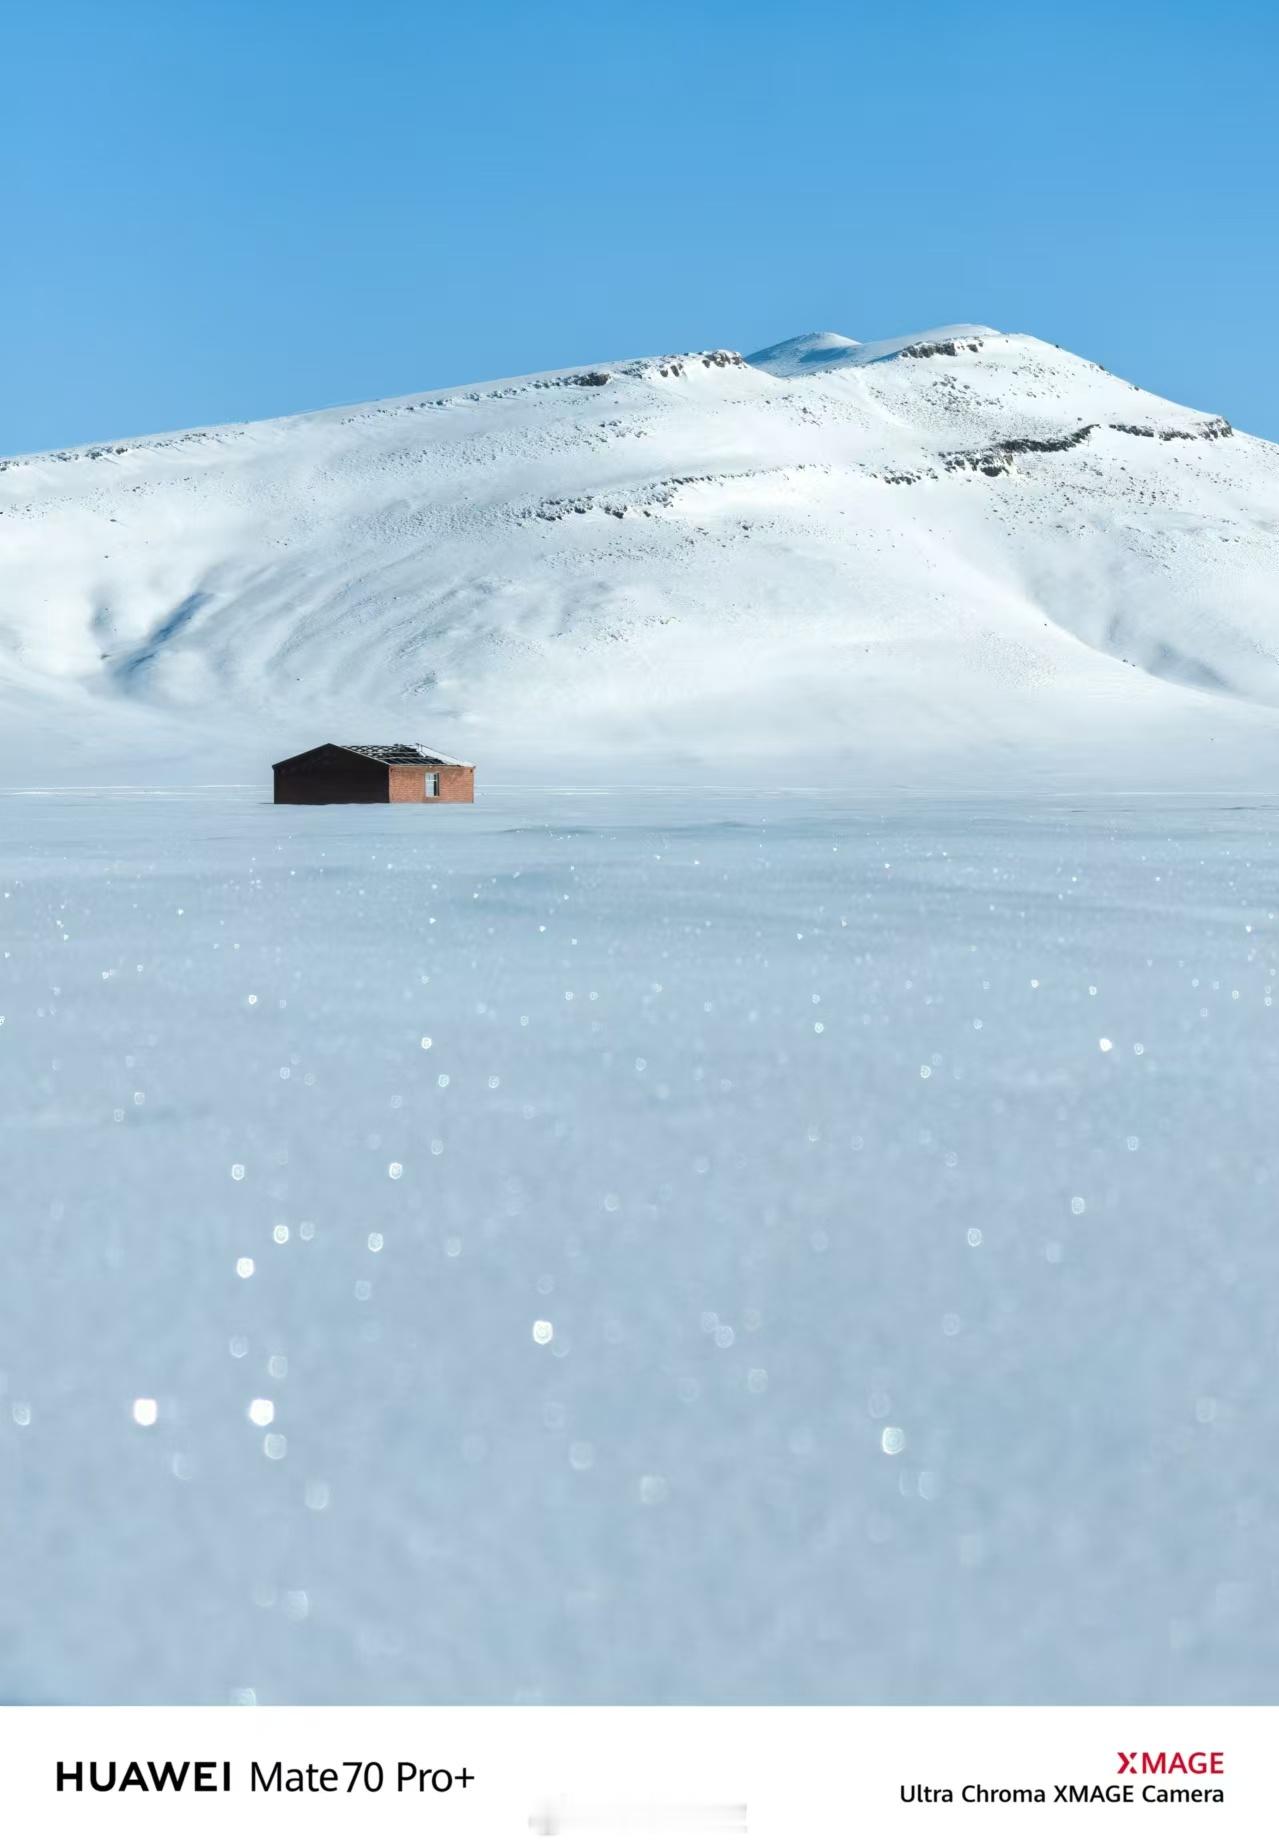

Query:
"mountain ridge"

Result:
[[3, 323, 1277, 784]]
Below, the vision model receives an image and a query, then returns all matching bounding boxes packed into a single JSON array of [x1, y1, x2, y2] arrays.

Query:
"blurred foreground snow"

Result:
[[1, 788, 1276, 1702]]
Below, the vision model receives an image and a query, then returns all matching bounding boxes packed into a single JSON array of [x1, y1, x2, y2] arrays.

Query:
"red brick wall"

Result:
[[387, 763, 475, 804], [438, 765, 475, 803]]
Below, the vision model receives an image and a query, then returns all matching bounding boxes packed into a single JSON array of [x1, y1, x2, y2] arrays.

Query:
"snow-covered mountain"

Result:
[[3, 323, 1279, 784]]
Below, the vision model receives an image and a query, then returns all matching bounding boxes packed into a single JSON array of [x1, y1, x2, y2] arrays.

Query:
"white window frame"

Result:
[[423, 772, 439, 798]]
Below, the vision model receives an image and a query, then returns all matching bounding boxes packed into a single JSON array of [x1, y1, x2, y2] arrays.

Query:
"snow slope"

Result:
[[2, 325, 1279, 784]]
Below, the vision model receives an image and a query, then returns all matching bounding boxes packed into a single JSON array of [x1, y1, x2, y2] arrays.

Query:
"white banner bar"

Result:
[[0, 1706, 1260, 1844]]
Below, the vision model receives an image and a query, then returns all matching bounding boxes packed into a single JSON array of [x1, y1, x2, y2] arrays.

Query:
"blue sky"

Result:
[[6, 0, 1277, 452]]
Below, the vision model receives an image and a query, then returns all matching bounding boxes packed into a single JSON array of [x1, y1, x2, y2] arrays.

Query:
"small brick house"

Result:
[[273, 743, 475, 805]]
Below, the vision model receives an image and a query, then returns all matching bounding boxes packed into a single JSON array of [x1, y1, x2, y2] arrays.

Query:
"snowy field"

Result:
[[2, 785, 1277, 1705]]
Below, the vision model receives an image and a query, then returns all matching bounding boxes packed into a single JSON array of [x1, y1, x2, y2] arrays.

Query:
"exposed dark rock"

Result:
[[896, 338, 985, 360], [1111, 416, 1232, 441], [944, 413, 1231, 479], [945, 423, 1099, 475]]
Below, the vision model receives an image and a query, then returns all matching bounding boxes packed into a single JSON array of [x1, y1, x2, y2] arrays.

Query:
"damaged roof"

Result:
[[272, 742, 475, 769], [340, 743, 473, 767]]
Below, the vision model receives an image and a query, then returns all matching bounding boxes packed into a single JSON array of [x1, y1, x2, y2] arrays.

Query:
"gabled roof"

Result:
[[341, 743, 473, 767]]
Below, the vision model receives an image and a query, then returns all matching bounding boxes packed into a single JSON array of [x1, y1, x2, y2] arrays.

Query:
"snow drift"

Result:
[[2, 324, 1278, 785]]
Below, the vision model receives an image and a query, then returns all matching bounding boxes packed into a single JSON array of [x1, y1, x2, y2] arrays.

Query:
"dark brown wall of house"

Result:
[[387, 764, 475, 804], [274, 749, 388, 804]]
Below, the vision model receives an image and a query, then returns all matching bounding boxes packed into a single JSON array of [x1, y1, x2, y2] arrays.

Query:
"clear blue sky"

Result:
[[6, 0, 1277, 453]]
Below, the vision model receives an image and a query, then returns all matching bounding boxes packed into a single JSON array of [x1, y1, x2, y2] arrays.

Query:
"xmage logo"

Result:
[[1116, 1752, 1224, 1777]]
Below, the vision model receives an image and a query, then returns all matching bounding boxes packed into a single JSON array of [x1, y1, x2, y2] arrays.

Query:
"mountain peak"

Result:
[[745, 331, 862, 376], [747, 323, 998, 377]]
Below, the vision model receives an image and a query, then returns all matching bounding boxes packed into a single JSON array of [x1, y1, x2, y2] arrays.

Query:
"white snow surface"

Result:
[[2, 787, 1277, 1703], [3, 323, 1279, 789]]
